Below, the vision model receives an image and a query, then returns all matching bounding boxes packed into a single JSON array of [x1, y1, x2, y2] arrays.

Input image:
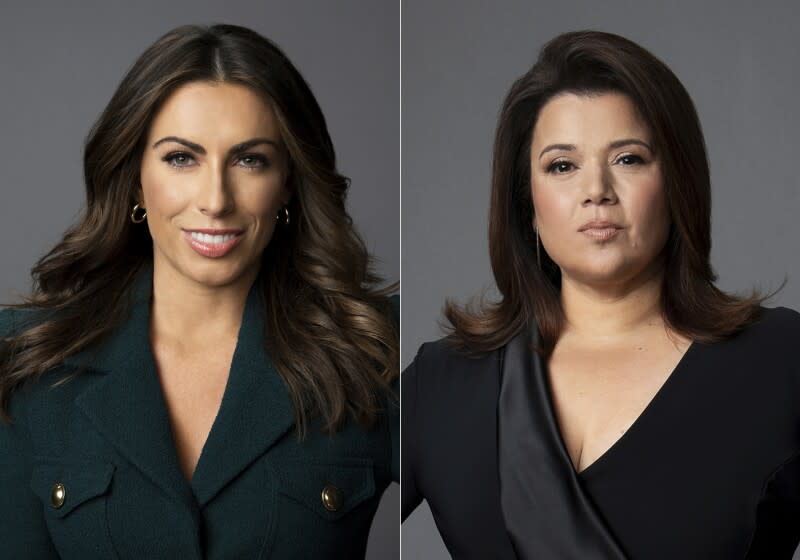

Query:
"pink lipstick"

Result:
[[182, 229, 244, 258]]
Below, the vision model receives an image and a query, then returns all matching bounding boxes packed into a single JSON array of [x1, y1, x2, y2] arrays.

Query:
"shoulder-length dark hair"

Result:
[[0, 24, 398, 434], [445, 29, 783, 356]]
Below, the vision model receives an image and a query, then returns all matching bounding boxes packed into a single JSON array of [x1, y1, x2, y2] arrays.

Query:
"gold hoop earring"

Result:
[[131, 203, 147, 224], [535, 225, 541, 269], [276, 206, 290, 226]]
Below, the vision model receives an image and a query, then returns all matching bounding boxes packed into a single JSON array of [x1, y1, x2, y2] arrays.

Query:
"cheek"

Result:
[[627, 179, 670, 247], [243, 192, 279, 218], [144, 183, 186, 216], [244, 179, 286, 221], [140, 185, 189, 242], [242, 186, 286, 243], [532, 180, 572, 233], [140, 160, 187, 218]]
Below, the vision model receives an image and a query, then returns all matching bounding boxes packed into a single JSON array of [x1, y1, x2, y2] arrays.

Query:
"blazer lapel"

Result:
[[188, 278, 296, 507], [497, 324, 630, 559], [64, 263, 195, 510], [63, 263, 297, 510]]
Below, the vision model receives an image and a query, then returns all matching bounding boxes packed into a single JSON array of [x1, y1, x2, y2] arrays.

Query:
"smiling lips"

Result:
[[182, 228, 244, 258]]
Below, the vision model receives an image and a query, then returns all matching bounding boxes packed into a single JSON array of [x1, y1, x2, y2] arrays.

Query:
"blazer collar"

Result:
[[497, 322, 629, 559], [63, 262, 296, 509]]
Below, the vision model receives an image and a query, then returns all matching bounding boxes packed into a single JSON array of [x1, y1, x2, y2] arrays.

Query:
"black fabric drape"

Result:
[[498, 325, 629, 559]]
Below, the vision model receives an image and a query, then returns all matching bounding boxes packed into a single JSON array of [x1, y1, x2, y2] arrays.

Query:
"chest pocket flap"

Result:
[[276, 458, 375, 521], [30, 460, 115, 518]]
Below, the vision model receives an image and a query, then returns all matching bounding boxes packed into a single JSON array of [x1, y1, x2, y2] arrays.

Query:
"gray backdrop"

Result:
[[0, 1, 398, 558], [401, 0, 800, 558]]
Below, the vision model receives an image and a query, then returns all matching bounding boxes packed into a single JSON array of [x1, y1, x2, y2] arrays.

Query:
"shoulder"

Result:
[[0, 307, 19, 336], [758, 305, 800, 332], [0, 308, 32, 425], [411, 336, 501, 371], [737, 305, 800, 354], [697, 305, 800, 389], [0, 306, 63, 424], [404, 336, 504, 405], [758, 305, 800, 366], [0, 306, 48, 338], [689, 305, 800, 362]]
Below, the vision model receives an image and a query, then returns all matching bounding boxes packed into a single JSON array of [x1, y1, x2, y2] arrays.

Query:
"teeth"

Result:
[[189, 232, 239, 244]]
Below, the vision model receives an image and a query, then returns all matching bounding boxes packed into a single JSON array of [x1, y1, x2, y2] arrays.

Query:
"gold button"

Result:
[[321, 484, 342, 512], [50, 483, 66, 508]]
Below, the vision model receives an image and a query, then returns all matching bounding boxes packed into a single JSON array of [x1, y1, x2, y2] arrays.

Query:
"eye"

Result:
[[546, 160, 575, 174], [616, 154, 645, 166], [237, 154, 270, 169], [163, 152, 195, 168], [161, 152, 271, 170]]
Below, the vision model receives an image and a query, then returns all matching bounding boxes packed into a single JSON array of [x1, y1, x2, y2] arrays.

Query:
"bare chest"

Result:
[[151, 344, 235, 482], [546, 333, 692, 474]]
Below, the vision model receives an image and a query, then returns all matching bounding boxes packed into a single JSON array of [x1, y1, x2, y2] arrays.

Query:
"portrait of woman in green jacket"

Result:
[[0, 23, 399, 559]]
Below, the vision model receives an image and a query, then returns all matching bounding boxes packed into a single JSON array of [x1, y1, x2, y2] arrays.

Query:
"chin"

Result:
[[183, 260, 248, 288], [567, 256, 637, 285]]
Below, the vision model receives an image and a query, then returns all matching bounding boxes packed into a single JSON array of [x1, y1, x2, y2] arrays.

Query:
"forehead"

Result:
[[147, 81, 280, 143], [531, 92, 650, 147]]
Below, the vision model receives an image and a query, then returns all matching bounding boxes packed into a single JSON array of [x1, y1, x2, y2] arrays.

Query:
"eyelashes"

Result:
[[545, 154, 647, 175], [546, 160, 576, 174], [161, 151, 271, 171]]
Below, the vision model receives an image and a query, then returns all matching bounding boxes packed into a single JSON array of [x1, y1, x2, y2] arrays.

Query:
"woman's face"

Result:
[[138, 81, 290, 288], [529, 92, 670, 288]]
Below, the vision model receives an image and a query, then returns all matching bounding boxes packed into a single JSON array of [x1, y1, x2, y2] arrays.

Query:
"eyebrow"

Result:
[[538, 138, 653, 160], [151, 136, 279, 155]]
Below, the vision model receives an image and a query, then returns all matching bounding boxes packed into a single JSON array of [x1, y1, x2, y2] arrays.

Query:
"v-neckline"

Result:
[[536, 330, 698, 481], [497, 325, 632, 558]]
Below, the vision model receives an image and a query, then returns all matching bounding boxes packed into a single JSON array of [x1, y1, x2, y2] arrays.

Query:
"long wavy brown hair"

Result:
[[445, 30, 785, 357], [0, 24, 398, 434]]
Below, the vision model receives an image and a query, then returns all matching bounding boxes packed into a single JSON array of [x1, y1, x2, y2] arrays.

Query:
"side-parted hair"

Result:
[[0, 24, 398, 434], [445, 30, 784, 356]]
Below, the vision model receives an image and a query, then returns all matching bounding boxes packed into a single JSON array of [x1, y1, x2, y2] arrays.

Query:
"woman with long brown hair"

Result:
[[0, 24, 398, 559], [401, 30, 798, 559]]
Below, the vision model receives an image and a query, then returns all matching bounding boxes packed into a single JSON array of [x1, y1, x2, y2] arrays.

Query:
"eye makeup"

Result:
[[161, 151, 271, 170], [544, 153, 648, 174]]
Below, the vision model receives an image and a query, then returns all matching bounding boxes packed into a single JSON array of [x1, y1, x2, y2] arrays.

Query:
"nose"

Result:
[[582, 161, 618, 206], [196, 163, 234, 217]]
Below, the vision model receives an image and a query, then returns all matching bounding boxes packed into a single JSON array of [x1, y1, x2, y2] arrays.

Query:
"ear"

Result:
[[279, 165, 294, 207], [281, 185, 292, 207], [135, 184, 145, 206]]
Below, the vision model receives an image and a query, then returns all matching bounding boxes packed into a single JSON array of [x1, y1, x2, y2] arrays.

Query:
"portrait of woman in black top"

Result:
[[0, 23, 398, 559], [401, 30, 799, 559]]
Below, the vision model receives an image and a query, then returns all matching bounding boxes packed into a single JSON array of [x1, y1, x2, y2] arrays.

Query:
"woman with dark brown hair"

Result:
[[401, 30, 799, 559], [0, 24, 398, 559]]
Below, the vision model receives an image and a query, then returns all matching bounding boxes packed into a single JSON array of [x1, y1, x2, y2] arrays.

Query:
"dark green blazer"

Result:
[[0, 264, 399, 559]]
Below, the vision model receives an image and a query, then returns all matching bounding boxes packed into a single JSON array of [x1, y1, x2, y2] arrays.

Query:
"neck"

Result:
[[559, 259, 665, 344], [148, 258, 259, 350]]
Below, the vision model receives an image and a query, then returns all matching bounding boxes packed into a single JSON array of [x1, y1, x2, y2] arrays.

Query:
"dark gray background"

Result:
[[0, 1, 398, 558], [401, 0, 800, 558]]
